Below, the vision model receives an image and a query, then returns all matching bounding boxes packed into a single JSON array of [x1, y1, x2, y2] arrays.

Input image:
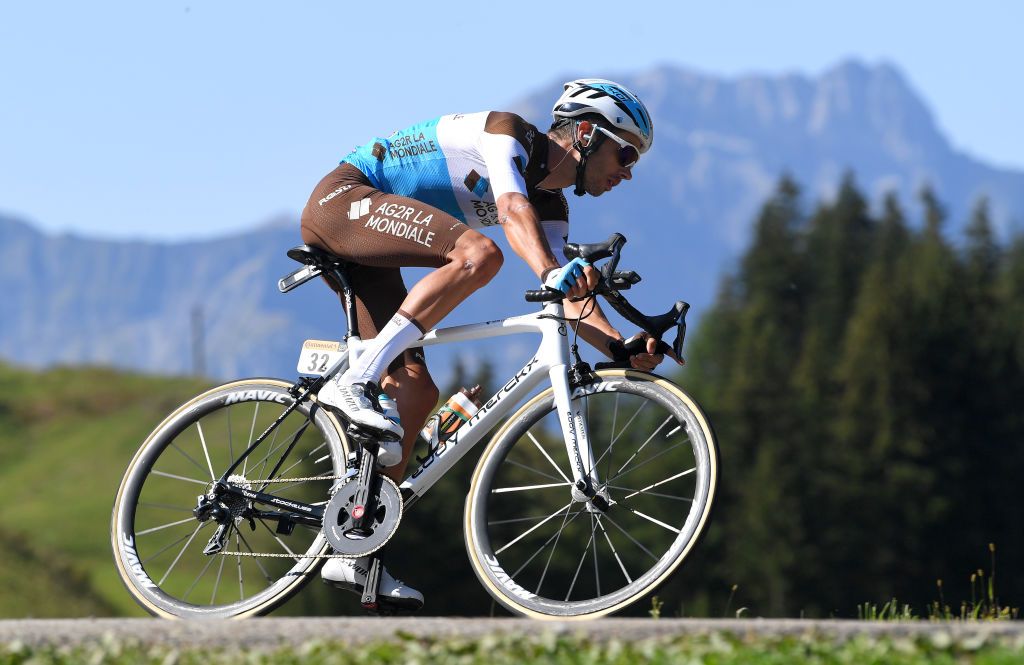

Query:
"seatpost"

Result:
[[328, 265, 359, 341]]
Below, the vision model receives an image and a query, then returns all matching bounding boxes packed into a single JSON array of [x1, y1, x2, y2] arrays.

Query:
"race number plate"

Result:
[[296, 339, 345, 375]]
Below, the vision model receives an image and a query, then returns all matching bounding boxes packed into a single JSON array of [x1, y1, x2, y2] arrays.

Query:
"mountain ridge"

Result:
[[4, 59, 1022, 382]]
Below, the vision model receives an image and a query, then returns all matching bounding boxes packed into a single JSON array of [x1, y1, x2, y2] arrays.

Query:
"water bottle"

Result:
[[377, 392, 401, 429], [419, 385, 483, 449]]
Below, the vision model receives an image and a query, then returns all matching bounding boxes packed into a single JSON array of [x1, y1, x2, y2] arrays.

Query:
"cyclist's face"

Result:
[[581, 125, 640, 197]]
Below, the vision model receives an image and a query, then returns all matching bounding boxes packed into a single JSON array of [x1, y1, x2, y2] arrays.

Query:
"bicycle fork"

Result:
[[549, 366, 609, 512]]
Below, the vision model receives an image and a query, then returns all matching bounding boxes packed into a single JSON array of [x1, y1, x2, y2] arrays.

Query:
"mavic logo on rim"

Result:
[[348, 198, 372, 220], [224, 390, 288, 405], [484, 554, 536, 601], [121, 533, 158, 588]]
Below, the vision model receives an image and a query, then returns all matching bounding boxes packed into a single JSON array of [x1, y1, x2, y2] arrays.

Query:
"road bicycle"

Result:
[[111, 233, 720, 620]]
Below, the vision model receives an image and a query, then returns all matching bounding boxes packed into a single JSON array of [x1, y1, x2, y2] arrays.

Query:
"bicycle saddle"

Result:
[[286, 244, 349, 268]]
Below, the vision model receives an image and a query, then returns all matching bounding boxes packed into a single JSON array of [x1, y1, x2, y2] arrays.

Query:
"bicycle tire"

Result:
[[111, 378, 349, 619], [464, 369, 718, 619]]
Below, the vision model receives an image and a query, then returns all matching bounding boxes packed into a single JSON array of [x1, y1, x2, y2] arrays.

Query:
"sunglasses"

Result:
[[592, 125, 640, 168]]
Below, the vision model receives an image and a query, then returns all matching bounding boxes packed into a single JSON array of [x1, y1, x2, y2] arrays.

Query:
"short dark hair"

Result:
[[548, 113, 607, 144]]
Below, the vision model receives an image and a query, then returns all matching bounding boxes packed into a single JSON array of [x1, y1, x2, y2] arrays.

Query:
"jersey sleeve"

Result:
[[531, 189, 570, 265], [479, 112, 537, 199]]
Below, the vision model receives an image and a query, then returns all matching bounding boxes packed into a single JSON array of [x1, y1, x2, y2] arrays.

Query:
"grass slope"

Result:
[[0, 362, 211, 617]]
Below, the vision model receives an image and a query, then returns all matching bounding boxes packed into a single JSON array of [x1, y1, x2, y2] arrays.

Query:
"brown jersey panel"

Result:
[[529, 188, 569, 223]]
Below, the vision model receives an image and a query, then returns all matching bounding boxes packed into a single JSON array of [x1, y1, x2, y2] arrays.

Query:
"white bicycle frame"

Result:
[[325, 299, 599, 508]]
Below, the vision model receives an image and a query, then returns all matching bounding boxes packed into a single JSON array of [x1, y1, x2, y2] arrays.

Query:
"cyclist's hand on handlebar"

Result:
[[542, 258, 598, 299], [611, 333, 685, 371]]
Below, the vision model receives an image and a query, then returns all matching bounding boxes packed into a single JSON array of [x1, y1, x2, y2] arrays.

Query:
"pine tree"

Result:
[[830, 193, 925, 602], [693, 175, 809, 615]]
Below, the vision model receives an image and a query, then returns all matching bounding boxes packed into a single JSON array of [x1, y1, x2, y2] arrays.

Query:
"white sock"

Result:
[[342, 311, 423, 385]]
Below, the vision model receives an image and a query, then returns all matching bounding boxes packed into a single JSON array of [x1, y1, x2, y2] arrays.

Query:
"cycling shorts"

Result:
[[300, 164, 470, 368]]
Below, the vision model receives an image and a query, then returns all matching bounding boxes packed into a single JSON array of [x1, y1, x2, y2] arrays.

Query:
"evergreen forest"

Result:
[[671, 174, 1024, 617]]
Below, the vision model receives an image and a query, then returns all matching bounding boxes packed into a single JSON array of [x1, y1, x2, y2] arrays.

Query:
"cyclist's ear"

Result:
[[577, 120, 597, 147]]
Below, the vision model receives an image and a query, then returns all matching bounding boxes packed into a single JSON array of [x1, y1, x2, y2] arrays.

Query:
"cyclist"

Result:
[[299, 78, 673, 610]]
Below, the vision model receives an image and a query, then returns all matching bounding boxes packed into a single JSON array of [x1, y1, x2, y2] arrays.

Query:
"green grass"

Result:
[[4, 633, 1024, 665], [857, 544, 1019, 622], [0, 362, 211, 617]]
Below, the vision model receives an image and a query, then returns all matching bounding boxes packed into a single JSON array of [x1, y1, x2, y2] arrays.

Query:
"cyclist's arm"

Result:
[[567, 299, 666, 370], [564, 298, 622, 354], [496, 192, 561, 278]]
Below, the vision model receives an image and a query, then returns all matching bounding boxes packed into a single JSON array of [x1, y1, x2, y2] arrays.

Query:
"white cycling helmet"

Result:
[[552, 78, 654, 154]]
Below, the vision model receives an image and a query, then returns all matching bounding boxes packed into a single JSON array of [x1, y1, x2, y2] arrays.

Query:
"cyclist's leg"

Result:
[[344, 264, 439, 481], [301, 165, 502, 385]]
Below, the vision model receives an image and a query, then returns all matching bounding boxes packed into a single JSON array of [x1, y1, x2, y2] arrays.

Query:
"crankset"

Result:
[[322, 475, 403, 557]]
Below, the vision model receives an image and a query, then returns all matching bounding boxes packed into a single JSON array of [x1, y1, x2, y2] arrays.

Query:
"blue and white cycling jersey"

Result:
[[342, 111, 569, 259]]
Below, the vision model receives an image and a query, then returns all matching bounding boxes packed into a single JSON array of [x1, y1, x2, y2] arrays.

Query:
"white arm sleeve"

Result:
[[477, 132, 529, 199], [541, 219, 570, 265]]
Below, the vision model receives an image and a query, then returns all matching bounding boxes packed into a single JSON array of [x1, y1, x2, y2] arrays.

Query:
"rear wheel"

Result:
[[464, 370, 718, 619], [111, 379, 348, 618]]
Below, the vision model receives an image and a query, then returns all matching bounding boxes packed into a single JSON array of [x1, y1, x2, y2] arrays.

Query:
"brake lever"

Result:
[[609, 271, 641, 290]]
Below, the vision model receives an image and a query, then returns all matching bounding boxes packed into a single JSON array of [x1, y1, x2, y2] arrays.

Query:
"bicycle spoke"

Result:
[[605, 392, 620, 480], [613, 415, 671, 477], [251, 415, 288, 480], [244, 402, 260, 476], [182, 550, 218, 602], [596, 516, 632, 584], [151, 470, 209, 486], [602, 512, 659, 562], [137, 516, 199, 537], [615, 467, 696, 501], [158, 522, 208, 586], [618, 502, 682, 534], [265, 442, 330, 494], [489, 513, 571, 527], [237, 530, 274, 582], [535, 501, 575, 594], [258, 518, 301, 561], [590, 398, 651, 476], [504, 459, 565, 484], [611, 440, 688, 484], [255, 408, 303, 482], [196, 422, 217, 481], [591, 513, 601, 598], [511, 505, 588, 579], [171, 443, 210, 477], [235, 532, 244, 600], [491, 482, 570, 494], [141, 528, 197, 565], [528, 431, 572, 485], [565, 517, 599, 601], [227, 402, 234, 463], [605, 484, 695, 503], [211, 550, 227, 605], [252, 418, 311, 489], [495, 500, 574, 556], [139, 501, 193, 513]]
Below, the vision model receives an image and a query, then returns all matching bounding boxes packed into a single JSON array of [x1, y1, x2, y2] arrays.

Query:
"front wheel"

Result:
[[464, 370, 719, 619], [111, 378, 349, 618]]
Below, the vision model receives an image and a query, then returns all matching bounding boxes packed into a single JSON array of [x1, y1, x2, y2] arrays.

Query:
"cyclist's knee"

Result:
[[451, 232, 503, 284]]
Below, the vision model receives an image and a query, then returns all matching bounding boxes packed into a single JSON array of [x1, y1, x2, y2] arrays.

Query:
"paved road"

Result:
[[2, 618, 1023, 648]]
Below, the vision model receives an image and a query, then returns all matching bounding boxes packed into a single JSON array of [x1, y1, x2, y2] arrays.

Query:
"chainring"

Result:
[[322, 475, 403, 557]]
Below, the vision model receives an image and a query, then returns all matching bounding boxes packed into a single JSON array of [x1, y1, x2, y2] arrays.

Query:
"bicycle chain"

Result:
[[244, 474, 348, 483]]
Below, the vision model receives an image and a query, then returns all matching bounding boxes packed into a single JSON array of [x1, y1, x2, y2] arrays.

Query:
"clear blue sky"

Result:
[[2, 1, 1021, 240]]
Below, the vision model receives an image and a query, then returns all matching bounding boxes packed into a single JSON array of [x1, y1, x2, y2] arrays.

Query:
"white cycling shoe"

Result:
[[321, 557, 424, 611], [318, 379, 404, 467]]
